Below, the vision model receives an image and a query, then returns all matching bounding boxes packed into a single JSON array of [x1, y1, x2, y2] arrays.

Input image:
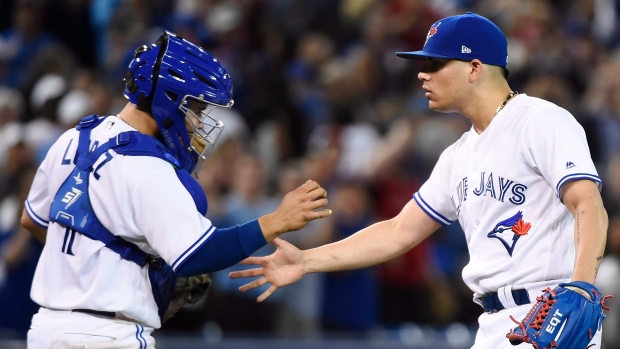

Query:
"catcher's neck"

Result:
[[117, 103, 158, 136]]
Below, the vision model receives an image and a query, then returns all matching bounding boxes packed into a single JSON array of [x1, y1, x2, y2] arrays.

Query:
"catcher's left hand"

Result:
[[506, 281, 612, 348], [163, 274, 212, 323]]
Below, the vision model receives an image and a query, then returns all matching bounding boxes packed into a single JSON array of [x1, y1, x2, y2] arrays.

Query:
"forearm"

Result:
[[302, 201, 438, 273], [21, 208, 47, 244], [258, 213, 285, 242], [177, 220, 266, 276], [23, 225, 46, 245], [571, 200, 608, 284], [4, 227, 34, 269], [302, 220, 406, 273]]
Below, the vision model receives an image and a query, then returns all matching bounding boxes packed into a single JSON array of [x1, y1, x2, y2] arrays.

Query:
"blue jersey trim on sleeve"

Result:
[[25, 200, 49, 228], [171, 225, 216, 271], [413, 192, 452, 226], [556, 173, 603, 200]]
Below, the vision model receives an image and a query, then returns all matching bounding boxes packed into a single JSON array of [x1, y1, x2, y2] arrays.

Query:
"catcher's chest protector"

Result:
[[48, 115, 208, 320]]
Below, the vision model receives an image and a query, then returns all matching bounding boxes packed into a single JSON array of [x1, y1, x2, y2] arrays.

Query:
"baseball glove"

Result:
[[506, 281, 612, 349], [163, 274, 212, 323]]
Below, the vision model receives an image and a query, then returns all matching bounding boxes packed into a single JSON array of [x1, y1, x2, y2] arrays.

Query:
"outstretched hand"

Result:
[[229, 238, 305, 302]]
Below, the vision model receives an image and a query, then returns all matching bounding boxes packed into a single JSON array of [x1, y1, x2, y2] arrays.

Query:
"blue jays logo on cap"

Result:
[[425, 21, 441, 46], [396, 12, 508, 68]]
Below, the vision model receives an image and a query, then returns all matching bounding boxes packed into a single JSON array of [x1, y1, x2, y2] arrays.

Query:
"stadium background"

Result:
[[0, 0, 619, 348]]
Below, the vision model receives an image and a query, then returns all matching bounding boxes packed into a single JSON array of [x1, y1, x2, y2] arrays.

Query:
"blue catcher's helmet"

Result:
[[124, 31, 233, 175]]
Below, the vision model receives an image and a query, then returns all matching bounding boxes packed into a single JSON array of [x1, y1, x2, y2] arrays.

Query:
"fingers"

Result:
[[297, 180, 331, 214], [306, 182, 328, 211], [300, 179, 321, 193], [229, 268, 264, 279], [275, 180, 332, 231], [308, 198, 328, 211], [307, 185, 327, 201], [271, 236, 306, 252], [271, 237, 288, 249], [301, 180, 330, 204], [295, 179, 329, 205], [312, 208, 333, 219], [257, 285, 279, 302], [237, 256, 265, 265], [238, 276, 269, 292], [302, 199, 332, 223]]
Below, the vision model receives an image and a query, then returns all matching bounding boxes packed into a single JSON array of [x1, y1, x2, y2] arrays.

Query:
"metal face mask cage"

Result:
[[179, 94, 231, 176]]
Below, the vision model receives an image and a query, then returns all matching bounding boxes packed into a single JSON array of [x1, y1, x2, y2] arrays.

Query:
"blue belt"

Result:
[[480, 288, 531, 312]]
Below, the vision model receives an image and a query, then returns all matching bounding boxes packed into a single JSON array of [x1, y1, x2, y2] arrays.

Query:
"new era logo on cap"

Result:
[[395, 12, 508, 68]]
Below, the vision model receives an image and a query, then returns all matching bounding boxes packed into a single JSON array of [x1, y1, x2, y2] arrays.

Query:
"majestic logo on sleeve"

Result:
[[424, 22, 441, 46], [487, 211, 531, 256]]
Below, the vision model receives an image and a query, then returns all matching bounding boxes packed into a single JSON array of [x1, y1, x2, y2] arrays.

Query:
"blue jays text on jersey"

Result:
[[451, 171, 528, 216]]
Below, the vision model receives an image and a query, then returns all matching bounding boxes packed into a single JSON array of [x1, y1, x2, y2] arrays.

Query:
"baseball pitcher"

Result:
[[230, 13, 612, 349]]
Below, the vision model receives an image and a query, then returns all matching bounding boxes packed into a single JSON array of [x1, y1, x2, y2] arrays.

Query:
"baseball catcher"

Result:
[[21, 29, 332, 348], [506, 281, 612, 348]]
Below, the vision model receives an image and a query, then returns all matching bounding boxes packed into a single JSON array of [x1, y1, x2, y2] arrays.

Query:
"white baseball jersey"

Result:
[[25, 116, 214, 329], [414, 94, 601, 295]]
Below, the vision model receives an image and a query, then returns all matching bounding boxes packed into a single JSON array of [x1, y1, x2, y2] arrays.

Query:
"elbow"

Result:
[[592, 195, 609, 234], [20, 208, 46, 244], [601, 206, 609, 236], [20, 209, 32, 230]]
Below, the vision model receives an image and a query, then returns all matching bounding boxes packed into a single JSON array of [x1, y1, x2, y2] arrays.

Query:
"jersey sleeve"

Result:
[[523, 107, 601, 201], [414, 146, 458, 226], [128, 162, 217, 272], [25, 161, 51, 228], [24, 130, 78, 228]]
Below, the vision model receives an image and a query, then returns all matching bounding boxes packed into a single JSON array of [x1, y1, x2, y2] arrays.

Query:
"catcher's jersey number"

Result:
[[61, 140, 114, 180]]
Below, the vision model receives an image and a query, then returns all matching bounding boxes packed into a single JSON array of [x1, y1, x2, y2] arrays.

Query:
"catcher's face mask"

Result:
[[181, 95, 227, 176]]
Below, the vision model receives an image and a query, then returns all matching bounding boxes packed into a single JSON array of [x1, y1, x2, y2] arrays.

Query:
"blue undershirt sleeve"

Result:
[[175, 219, 267, 277]]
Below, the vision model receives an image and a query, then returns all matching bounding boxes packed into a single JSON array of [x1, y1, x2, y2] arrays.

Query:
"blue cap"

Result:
[[396, 12, 508, 68]]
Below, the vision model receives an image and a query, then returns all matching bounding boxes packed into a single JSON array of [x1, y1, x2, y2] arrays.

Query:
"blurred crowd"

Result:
[[1, 0, 620, 346]]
